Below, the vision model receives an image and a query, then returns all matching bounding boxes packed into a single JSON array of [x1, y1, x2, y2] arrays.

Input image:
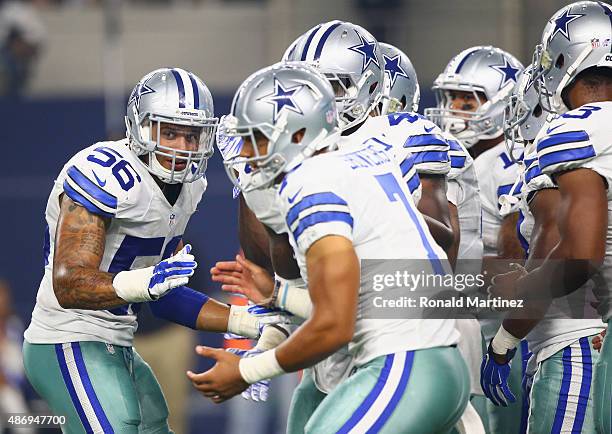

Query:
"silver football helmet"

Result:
[[379, 42, 420, 114], [222, 62, 340, 192], [125, 67, 218, 184], [425, 46, 524, 148], [284, 20, 384, 131], [533, 1, 612, 114], [504, 64, 547, 161]]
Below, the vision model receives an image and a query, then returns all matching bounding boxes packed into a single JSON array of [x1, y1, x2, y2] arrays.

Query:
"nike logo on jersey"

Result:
[[546, 123, 564, 134], [288, 187, 303, 204], [424, 125, 436, 133], [92, 170, 106, 187]]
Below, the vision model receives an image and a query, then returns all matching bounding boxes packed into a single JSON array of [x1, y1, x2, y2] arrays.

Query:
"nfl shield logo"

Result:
[[169, 213, 176, 227]]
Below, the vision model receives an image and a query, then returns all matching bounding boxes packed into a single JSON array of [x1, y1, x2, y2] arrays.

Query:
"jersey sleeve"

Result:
[[498, 174, 523, 217], [446, 178, 462, 207], [279, 168, 353, 253], [522, 155, 556, 203], [446, 135, 472, 180], [62, 144, 144, 219], [396, 116, 450, 176], [536, 113, 598, 176]]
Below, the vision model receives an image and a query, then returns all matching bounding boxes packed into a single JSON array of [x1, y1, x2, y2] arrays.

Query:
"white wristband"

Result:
[[491, 325, 520, 355], [239, 349, 285, 384], [255, 325, 290, 351], [112, 266, 154, 302], [275, 283, 312, 319], [227, 305, 260, 339]]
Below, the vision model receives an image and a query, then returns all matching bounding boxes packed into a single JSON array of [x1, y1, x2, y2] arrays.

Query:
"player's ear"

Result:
[[291, 128, 306, 143]]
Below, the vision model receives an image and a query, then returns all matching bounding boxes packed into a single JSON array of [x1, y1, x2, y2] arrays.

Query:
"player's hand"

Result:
[[211, 255, 275, 304], [148, 244, 197, 300], [487, 263, 527, 308], [226, 348, 270, 401], [593, 328, 607, 352], [480, 342, 517, 407], [188, 346, 249, 403]]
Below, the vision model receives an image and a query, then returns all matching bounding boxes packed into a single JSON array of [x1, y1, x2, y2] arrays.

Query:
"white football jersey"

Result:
[[474, 141, 523, 255], [277, 138, 459, 367], [25, 139, 206, 347], [445, 133, 483, 276], [536, 101, 612, 323], [505, 149, 604, 362]]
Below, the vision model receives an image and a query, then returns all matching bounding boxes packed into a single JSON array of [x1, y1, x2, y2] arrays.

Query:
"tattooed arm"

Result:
[[52, 194, 127, 309]]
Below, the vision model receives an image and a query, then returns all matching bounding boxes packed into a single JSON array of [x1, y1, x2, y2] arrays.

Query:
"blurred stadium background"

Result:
[[0, 0, 582, 432]]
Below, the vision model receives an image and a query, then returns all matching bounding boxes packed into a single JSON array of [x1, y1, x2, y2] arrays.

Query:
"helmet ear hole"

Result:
[[369, 82, 378, 95], [533, 104, 543, 118], [555, 54, 564, 69], [291, 128, 306, 144], [400, 96, 407, 110]]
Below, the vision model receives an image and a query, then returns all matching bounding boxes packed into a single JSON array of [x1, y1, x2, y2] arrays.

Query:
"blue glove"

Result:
[[480, 342, 517, 407], [226, 348, 271, 402]]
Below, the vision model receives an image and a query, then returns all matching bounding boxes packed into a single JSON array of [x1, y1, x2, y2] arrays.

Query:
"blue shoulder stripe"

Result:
[[404, 134, 447, 148], [314, 22, 341, 60], [407, 172, 420, 193], [451, 155, 466, 168], [412, 150, 449, 165], [538, 145, 596, 170], [497, 183, 514, 198], [67, 166, 117, 209], [537, 130, 589, 152], [287, 191, 348, 227], [63, 180, 114, 218], [293, 211, 353, 241], [512, 181, 523, 196], [525, 164, 543, 184]]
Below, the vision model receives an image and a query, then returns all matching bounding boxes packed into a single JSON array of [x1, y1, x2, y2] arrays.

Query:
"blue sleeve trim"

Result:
[[517, 211, 529, 259], [497, 183, 514, 198], [149, 286, 209, 329], [411, 150, 449, 165], [293, 211, 353, 241], [287, 192, 348, 227], [447, 139, 462, 151], [450, 155, 467, 168], [404, 134, 447, 148], [407, 172, 420, 193], [525, 164, 543, 184], [63, 180, 114, 218], [538, 145, 596, 170], [67, 166, 117, 209], [400, 156, 415, 177], [537, 130, 589, 152]]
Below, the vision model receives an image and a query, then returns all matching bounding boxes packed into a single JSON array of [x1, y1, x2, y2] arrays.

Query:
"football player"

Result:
[[485, 3, 612, 433], [191, 61, 469, 433], [22, 68, 286, 433]]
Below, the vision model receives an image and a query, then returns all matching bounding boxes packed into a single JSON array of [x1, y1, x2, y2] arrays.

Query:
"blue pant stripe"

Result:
[[71, 343, 115, 433], [520, 340, 531, 434], [571, 337, 592, 433], [55, 344, 94, 434], [552, 346, 573, 433], [367, 351, 415, 433], [337, 354, 395, 434]]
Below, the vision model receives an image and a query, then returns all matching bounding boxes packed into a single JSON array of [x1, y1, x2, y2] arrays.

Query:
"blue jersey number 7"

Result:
[[374, 173, 445, 274]]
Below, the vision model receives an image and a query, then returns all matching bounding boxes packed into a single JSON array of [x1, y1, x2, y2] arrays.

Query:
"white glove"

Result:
[[112, 244, 197, 302], [226, 304, 294, 339], [226, 348, 270, 402]]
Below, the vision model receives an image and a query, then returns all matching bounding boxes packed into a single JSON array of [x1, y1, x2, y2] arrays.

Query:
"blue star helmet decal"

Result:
[[383, 54, 408, 88], [129, 76, 155, 111], [258, 77, 304, 124], [348, 31, 380, 73], [490, 58, 520, 90], [551, 8, 584, 42]]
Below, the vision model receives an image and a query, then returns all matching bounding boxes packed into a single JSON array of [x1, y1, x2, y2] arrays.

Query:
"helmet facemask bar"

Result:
[[222, 116, 290, 193], [503, 93, 529, 163], [128, 109, 218, 184]]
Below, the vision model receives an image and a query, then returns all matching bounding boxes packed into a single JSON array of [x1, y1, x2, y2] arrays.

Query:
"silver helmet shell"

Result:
[[503, 64, 548, 161], [379, 42, 420, 114], [125, 67, 218, 184], [284, 20, 384, 131], [425, 46, 524, 148], [533, 1, 612, 114], [222, 61, 340, 192]]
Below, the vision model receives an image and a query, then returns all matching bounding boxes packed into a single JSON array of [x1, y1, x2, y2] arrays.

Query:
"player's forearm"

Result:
[[418, 176, 453, 250], [195, 298, 230, 332], [497, 212, 525, 260], [53, 265, 126, 309], [274, 313, 353, 372]]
